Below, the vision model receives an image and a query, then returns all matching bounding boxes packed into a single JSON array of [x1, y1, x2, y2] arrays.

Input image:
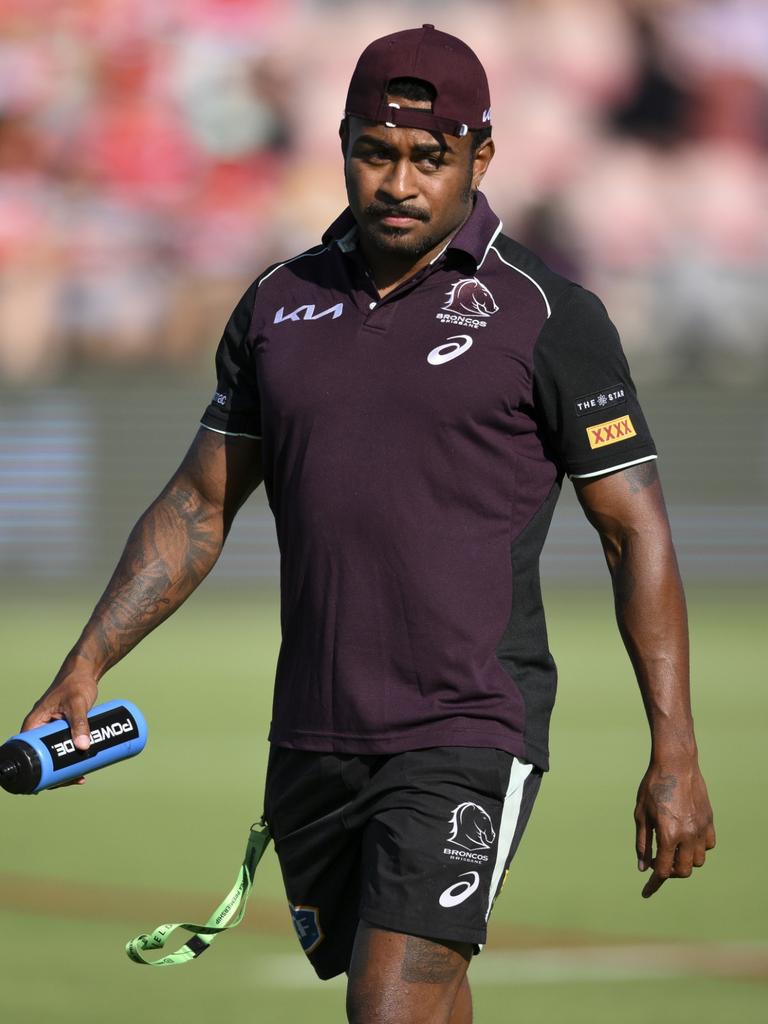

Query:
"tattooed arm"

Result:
[[22, 427, 262, 749], [573, 461, 715, 897]]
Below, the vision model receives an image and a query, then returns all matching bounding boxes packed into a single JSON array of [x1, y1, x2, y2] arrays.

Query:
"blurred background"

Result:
[[1, 0, 766, 585], [0, 1, 766, 1022]]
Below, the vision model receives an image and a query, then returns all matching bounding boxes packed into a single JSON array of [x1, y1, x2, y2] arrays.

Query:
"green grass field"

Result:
[[1, 585, 765, 1022]]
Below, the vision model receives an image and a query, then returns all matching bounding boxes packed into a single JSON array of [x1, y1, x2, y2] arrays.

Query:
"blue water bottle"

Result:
[[0, 699, 147, 794]]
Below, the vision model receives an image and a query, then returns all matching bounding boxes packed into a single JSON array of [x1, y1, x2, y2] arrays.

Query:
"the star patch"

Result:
[[574, 384, 627, 417]]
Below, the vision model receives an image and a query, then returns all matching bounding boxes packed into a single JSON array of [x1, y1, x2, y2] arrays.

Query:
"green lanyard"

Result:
[[126, 823, 272, 967]]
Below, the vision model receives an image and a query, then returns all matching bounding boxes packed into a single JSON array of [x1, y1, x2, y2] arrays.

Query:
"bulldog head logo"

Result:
[[443, 278, 499, 318], [447, 802, 496, 851]]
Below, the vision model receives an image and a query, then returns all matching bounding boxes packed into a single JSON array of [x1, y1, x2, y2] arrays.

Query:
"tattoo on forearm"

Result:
[[625, 461, 658, 494], [84, 482, 222, 668], [400, 935, 469, 985]]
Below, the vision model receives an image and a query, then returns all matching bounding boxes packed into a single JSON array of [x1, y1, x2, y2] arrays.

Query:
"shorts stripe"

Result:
[[485, 757, 534, 921]]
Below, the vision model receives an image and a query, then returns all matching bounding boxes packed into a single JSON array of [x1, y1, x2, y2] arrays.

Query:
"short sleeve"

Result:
[[532, 285, 657, 478], [200, 280, 262, 438]]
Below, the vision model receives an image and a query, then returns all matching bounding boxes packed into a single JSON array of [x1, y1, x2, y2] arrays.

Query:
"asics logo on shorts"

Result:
[[439, 871, 480, 908]]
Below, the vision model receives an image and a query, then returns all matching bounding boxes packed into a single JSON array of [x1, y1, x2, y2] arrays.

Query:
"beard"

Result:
[[364, 221, 442, 260]]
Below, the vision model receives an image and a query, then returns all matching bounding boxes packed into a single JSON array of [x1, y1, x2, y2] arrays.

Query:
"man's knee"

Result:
[[346, 922, 472, 1024]]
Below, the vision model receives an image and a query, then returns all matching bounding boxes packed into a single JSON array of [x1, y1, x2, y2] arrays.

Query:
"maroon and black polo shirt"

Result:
[[201, 192, 656, 770]]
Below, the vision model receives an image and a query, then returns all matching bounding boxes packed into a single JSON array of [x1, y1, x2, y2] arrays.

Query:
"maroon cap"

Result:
[[345, 24, 491, 138]]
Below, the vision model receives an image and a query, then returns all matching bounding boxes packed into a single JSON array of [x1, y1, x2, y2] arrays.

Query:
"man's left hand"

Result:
[[634, 761, 715, 898]]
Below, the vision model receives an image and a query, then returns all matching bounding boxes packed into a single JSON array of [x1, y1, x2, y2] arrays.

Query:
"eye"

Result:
[[417, 154, 443, 171], [358, 147, 390, 164]]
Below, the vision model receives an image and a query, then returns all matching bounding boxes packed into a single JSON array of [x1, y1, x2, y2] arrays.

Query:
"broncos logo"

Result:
[[442, 277, 499, 318], [447, 802, 497, 851]]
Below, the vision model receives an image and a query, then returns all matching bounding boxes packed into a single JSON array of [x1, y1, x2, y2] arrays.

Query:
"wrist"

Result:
[[649, 714, 698, 761], [649, 738, 699, 767], [60, 646, 106, 683]]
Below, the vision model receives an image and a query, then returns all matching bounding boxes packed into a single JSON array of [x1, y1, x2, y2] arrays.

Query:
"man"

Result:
[[24, 25, 714, 1024]]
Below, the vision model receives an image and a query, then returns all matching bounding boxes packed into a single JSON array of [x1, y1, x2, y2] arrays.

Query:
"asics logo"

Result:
[[439, 871, 480, 908], [427, 335, 473, 365]]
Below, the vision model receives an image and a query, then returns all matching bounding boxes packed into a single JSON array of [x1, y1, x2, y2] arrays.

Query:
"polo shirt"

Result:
[[201, 192, 656, 770]]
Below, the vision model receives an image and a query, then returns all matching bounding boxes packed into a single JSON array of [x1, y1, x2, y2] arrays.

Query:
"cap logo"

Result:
[[482, 107, 491, 123]]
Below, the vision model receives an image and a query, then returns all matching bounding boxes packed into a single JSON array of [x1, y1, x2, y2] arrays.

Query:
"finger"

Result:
[[635, 817, 653, 871], [642, 870, 666, 898], [692, 841, 706, 868], [21, 695, 92, 749], [61, 695, 92, 751], [648, 834, 676, 893], [635, 816, 646, 870], [642, 820, 653, 872], [705, 822, 716, 850], [673, 840, 694, 879], [51, 776, 87, 790], [21, 706, 63, 733]]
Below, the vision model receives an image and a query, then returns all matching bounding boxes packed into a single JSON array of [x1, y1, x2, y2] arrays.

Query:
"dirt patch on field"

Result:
[[1, 872, 765, 981], [0, 871, 617, 945], [0, 872, 290, 934]]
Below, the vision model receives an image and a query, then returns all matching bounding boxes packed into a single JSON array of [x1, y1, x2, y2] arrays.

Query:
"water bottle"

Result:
[[0, 699, 147, 794]]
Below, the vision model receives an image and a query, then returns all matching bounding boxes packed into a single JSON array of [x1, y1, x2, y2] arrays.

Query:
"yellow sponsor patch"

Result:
[[587, 415, 636, 449]]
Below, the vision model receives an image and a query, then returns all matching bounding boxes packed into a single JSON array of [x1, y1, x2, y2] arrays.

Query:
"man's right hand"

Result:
[[21, 658, 99, 752], [19, 428, 261, 759]]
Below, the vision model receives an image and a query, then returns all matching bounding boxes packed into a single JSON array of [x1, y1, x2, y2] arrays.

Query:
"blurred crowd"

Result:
[[0, 0, 766, 385]]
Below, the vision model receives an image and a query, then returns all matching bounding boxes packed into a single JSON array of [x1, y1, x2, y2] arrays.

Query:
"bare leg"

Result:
[[346, 921, 473, 1024], [450, 975, 473, 1024]]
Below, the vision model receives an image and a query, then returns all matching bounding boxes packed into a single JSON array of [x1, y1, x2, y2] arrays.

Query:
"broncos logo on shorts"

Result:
[[447, 801, 497, 851], [442, 277, 499, 318]]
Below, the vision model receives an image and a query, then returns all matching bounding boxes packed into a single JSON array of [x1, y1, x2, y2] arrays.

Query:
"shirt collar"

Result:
[[322, 191, 502, 270]]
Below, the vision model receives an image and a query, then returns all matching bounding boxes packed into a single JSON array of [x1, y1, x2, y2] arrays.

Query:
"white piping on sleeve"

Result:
[[569, 453, 658, 479], [257, 245, 328, 286], [201, 246, 328, 444], [486, 245, 551, 318], [200, 422, 262, 440]]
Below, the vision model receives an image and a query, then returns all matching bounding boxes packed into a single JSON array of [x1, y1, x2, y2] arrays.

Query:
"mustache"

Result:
[[364, 202, 429, 222]]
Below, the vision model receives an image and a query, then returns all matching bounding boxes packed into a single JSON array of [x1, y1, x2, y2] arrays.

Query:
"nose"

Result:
[[379, 156, 418, 202]]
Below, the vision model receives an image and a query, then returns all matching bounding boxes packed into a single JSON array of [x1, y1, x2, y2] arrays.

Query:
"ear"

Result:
[[339, 118, 349, 158], [471, 137, 495, 191]]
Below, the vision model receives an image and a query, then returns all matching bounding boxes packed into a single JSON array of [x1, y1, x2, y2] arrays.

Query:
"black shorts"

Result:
[[263, 745, 542, 979]]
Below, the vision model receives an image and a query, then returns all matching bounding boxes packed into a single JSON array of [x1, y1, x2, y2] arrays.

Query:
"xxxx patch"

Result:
[[587, 415, 636, 449]]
